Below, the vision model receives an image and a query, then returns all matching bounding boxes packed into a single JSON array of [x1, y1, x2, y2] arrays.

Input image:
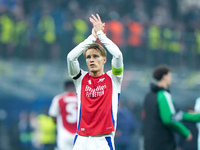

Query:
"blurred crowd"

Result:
[[0, 0, 200, 67]]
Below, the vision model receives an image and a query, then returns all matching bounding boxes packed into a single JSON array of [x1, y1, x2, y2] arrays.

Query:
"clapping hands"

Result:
[[89, 14, 105, 39]]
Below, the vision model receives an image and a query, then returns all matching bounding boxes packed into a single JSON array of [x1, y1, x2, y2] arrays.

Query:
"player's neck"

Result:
[[157, 81, 168, 89], [90, 70, 104, 77]]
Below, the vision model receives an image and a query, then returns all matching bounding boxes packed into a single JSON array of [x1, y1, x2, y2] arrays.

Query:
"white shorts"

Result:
[[73, 134, 115, 150], [56, 136, 74, 150]]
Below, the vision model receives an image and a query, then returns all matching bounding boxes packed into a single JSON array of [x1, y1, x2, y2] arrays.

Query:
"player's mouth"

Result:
[[90, 64, 95, 67]]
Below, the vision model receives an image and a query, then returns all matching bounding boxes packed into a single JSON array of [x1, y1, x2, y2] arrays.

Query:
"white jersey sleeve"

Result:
[[195, 97, 200, 112], [49, 95, 60, 117], [195, 97, 200, 128], [67, 35, 97, 79], [97, 30, 123, 70]]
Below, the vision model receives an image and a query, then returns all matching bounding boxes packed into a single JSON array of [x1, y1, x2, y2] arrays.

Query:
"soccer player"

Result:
[[67, 14, 123, 150], [48, 80, 78, 150], [142, 65, 200, 150]]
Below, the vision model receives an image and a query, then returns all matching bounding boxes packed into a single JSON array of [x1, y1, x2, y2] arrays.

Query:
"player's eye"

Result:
[[94, 55, 99, 58], [86, 55, 91, 59]]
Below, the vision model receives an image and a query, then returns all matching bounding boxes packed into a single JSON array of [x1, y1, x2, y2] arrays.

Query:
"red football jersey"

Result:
[[76, 72, 119, 136]]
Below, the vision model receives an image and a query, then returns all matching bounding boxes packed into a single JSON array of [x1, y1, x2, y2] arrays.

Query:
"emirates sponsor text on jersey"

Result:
[[85, 84, 106, 97]]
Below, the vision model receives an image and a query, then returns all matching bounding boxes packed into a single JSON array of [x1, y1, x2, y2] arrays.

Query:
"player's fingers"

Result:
[[89, 17, 94, 22], [91, 14, 98, 22], [96, 14, 101, 22], [89, 17, 96, 25]]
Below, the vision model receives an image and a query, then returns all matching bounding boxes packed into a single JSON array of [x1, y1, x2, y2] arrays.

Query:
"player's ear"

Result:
[[103, 57, 106, 64]]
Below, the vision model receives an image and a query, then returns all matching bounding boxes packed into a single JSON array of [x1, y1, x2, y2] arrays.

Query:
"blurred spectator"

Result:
[[29, 111, 39, 150], [18, 110, 32, 150], [104, 20, 124, 48], [31, 108, 56, 150], [0, 109, 11, 150], [0, 10, 15, 58], [72, 18, 88, 44], [37, 2, 56, 60], [12, 5, 28, 59], [115, 101, 138, 150]]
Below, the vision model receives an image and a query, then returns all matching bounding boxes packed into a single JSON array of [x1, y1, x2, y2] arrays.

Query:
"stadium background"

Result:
[[0, 0, 200, 149]]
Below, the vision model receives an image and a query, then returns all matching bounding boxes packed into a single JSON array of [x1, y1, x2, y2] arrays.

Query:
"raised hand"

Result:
[[92, 28, 98, 39], [89, 14, 105, 33]]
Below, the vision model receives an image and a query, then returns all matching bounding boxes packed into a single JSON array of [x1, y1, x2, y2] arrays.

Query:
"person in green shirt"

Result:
[[142, 65, 200, 150]]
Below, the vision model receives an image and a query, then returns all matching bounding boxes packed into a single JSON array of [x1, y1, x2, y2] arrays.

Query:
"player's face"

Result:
[[165, 72, 172, 87], [85, 49, 106, 74]]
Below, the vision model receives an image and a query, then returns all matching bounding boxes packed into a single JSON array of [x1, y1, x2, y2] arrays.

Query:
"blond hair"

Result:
[[83, 43, 107, 58]]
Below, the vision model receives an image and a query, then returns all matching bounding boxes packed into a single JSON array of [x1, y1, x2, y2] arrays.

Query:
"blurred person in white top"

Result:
[[49, 80, 77, 150]]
